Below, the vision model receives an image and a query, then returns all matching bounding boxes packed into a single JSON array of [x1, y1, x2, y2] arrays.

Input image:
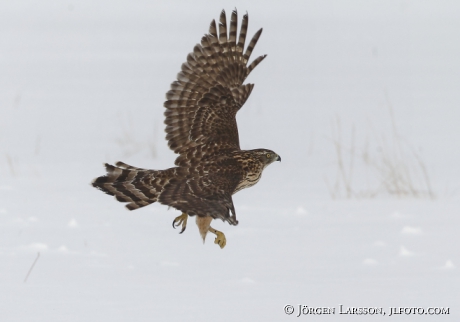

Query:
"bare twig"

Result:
[[24, 252, 40, 283]]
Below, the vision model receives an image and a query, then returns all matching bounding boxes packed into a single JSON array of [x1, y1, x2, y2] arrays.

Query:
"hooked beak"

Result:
[[276, 155, 281, 162]]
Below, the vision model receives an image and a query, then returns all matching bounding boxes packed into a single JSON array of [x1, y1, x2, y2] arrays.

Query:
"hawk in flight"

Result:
[[92, 9, 280, 248]]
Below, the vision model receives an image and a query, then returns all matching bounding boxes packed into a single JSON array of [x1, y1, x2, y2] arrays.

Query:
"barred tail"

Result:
[[92, 162, 172, 210]]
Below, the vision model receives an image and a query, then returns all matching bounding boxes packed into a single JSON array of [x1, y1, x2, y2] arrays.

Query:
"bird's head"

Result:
[[251, 149, 281, 167]]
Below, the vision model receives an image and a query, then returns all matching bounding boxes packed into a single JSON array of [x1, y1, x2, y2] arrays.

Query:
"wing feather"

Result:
[[164, 9, 266, 166], [236, 13, 248, 56], [243, 28, 263, 64], [229, 10, 238, 58]]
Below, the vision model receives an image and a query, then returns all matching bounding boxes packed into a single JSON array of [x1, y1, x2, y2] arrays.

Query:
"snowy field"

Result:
[[1, 1, 460, 321]]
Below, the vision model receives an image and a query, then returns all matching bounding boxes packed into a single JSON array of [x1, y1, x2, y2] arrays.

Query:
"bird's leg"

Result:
[[172, 212, 188, 234], [209, 227, 226, 249]]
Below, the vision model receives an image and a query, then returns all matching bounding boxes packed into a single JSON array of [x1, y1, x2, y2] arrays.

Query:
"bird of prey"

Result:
[[92, 9, 280, 248]]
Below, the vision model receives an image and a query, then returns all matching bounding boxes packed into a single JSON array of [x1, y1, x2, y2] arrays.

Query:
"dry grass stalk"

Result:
[[326, 98, 435, 199]]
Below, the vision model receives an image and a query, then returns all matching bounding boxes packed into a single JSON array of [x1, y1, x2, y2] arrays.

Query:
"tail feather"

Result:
[[114, 161, 147, 171], [92, 163, 171, 210]]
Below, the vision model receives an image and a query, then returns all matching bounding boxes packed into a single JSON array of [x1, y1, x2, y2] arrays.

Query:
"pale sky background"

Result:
[[2, 0, 460, 174]]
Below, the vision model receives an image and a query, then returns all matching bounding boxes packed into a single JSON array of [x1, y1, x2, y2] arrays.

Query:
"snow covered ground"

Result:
[[1, 1, 459, 321]]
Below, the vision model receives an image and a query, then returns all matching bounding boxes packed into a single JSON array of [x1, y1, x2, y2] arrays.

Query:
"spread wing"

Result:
[[164, 9, 266, 166]]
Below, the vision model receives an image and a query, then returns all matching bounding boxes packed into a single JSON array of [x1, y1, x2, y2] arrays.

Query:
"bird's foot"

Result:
[[209, 227, 226, 249], [172, 213, 188, 234]]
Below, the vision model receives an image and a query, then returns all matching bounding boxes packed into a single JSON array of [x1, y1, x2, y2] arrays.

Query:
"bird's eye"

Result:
[[266, 153, 271, 159]]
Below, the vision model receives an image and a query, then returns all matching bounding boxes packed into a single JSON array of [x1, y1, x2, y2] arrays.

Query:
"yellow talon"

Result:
[[209, 227, 226, 249], [172, 213, 188, 234]]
